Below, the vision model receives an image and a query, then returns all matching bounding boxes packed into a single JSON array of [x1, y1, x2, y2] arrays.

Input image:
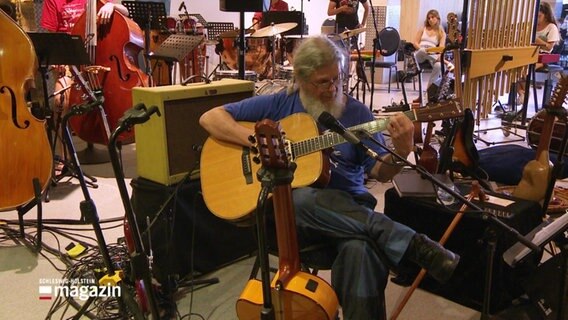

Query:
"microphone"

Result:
[[178, 1, 185, 12], [317, 111, 379, 159]]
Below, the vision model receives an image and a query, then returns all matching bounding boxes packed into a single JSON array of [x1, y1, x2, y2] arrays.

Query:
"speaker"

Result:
[[130, 177, 256, 285], [219, 0, 263, 12], [132, 79, 255, 185], [384, 187, 542, 313]]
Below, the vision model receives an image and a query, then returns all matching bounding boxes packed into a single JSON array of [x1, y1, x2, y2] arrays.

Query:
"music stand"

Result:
[[27, 32, 90, 127], [150, 34, 204, 83], [27, 32, 98, 191], [122, 1, 167, 81], [207, 22, 235, 40]]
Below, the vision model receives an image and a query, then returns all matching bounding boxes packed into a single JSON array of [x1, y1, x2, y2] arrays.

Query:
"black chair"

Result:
[[365, 27, 401, 93]]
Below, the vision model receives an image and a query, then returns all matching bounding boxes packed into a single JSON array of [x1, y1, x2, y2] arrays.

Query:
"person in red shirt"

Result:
[[40, 0, 130, 158], [252, 0, 289, 30], [41, 0, 128, 33]]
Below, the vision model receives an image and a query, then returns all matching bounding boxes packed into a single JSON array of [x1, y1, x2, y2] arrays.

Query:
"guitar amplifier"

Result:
[[384, 186, 543, 313], [132, 79, 255, 186]]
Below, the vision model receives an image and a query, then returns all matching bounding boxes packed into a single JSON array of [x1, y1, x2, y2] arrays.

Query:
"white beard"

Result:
[[299, 86, 346, 120]]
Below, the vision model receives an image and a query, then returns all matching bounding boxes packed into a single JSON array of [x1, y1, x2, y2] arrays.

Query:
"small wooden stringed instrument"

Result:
[[417, 121, 439, 174], [200, 102, 462, 222], [236, 119, 338, 320], [513, 75, 568, 202]]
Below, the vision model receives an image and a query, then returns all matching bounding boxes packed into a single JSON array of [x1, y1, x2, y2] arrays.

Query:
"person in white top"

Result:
[[517, 2, 560, 104], [535, 2, 560, 55], [411, 9, 448, 102]]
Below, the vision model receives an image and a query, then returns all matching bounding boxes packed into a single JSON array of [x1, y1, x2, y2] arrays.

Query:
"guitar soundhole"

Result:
[[305, 279, 318, 293]]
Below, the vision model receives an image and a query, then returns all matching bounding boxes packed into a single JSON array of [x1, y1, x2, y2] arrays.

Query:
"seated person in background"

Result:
[[199, 36, 459, 319], [252, 0, 289, 30], [412, 9, 448, 102], [517, 2, 560, 104]]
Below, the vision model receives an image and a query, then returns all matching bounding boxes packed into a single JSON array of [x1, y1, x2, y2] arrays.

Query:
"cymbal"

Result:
[[218, 28, 254, 38], [203, 39, 218, 46], [251, 23, 298, 38], [339, 27, 366, 39]]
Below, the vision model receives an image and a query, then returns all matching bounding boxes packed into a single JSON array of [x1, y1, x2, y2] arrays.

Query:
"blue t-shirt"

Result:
[[224, 90, 388, 195]]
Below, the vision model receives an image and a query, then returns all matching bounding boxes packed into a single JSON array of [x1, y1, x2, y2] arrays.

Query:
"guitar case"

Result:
[[478, 145, 568, 185], [130, 177, 256, 285]]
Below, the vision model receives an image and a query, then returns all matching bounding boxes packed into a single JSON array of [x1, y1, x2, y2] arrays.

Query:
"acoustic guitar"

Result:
[[513, 75, 568, 202], [235, 119, 338, 319], [200, 102, 462, 222]]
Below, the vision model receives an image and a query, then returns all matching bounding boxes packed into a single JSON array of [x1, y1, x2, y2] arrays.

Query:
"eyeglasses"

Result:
[[310, 74, 345, 90]]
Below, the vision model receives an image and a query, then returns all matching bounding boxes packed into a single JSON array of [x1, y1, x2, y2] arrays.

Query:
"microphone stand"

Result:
[[367, 0, 380, 111], [355, 129, 542, 318]]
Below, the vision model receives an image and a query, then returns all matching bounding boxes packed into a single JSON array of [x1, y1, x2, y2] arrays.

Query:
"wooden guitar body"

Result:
[[450, 108, 478, 171], [236, 274, 338, 320], [417, 121, 439, 173], [200, 113, 325, 223], [513, 151, 552, 202]]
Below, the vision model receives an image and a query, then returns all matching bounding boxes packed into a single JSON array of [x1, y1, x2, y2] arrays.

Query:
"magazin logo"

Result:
[[39, 278, 121, 301]]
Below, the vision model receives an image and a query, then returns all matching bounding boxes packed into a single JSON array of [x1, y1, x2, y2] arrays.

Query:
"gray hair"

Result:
[[292, 36, 345, 84]]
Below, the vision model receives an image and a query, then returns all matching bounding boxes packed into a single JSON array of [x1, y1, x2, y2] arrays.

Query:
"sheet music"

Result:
[[503, 212, 568, 267]]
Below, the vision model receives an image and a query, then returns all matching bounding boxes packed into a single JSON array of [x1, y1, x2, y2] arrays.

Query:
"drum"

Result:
[[218, 37, 273, 80], [276, 65, 294, 80], [180, 16, 197, 34], [165, 17, 177, 33], [526, 109, 567, 155], [215, 70, 258, 82], [180, 16, 204, 35], [255, 79, 289, 96]]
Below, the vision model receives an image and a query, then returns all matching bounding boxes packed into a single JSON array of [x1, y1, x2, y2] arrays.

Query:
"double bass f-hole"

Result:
[[1, 86, 30, 129], [109, 55, 130, 82]]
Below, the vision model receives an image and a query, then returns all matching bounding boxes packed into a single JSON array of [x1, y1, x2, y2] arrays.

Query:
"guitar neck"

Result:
[[291, 110, 416, 158]]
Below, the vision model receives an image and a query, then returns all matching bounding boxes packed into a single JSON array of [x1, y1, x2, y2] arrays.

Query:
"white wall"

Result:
[[172, 0, 363, 36]]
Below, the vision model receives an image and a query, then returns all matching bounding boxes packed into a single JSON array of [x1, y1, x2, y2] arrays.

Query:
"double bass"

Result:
[[0, 10, 52, 210], [68, 0, 149, 145]]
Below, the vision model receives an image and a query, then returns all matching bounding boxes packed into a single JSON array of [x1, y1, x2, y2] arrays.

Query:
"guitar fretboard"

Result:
[[290, 110, 417, 158]]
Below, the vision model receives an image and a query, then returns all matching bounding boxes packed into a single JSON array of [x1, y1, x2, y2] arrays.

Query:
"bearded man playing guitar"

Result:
[[200, 36, 459, 319]]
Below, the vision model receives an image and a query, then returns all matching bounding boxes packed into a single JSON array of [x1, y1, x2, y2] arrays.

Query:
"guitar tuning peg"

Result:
[[251, 146, 259, 154], [248, 135, 256, 144], [252, 156, 261, 164]]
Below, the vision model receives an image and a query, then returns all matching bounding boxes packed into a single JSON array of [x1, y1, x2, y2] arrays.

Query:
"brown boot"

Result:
[[404, 233, 460, 283]]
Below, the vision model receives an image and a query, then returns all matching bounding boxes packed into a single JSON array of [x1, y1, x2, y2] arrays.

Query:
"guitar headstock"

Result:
[[447, 12, 460, 45], [548, 74, 568, 110], [414, 99, 463, 122], [253, 119, 290, 169]]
